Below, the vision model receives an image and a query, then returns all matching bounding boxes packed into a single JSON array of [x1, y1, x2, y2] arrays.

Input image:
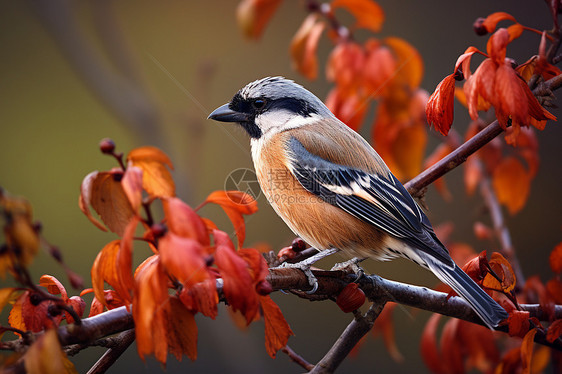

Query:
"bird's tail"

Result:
[[426, 260, 508, 329]]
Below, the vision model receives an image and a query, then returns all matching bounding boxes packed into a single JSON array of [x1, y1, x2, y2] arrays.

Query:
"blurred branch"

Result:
[[281, 345, 314, 371], [86, 329, 135, 374], [29, 0, 165, 147]]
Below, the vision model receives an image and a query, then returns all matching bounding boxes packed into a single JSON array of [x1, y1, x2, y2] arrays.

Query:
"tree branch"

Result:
[[86, 329, 136, 374], [309, 303, 385, 374], [405, 73, 562, 197]]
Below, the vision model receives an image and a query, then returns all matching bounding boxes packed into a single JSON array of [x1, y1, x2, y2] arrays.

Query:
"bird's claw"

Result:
[[331, 257, 367, 282], [278, 248, 339, 294]]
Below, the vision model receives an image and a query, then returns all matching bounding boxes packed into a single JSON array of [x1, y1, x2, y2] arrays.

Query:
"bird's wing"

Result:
[[287, 136, 453, 267]]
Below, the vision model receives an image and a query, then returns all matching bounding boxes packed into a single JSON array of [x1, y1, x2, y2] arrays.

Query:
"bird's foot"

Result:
[[331, 257, 367, 282], [278, 248, 339, 294]]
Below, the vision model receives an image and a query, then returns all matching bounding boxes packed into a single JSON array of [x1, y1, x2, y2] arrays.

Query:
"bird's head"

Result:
[[208, 77, 332, 139]]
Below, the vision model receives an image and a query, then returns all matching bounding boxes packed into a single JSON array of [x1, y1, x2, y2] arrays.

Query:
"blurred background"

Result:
[[0, 0, 560, 372]]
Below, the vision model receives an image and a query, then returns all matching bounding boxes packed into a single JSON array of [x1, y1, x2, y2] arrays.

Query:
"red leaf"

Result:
[[363, 39, 396, 96], [326, 42, 366, 91], [259, 295, 294, 358], [214, 230, 258, 324], [547, 319, 562, 343], [550, 242, 562, 274], [163, 197, 209, 246], [237, 0, 283, 40], [426, 74, 456, 136], [159, 233, 209, 288], [483, 252, 516, 293], [454, 46, 482, 80], [487, 28, 510, 65], [331, 0, 385, 33], [201, 191, 258, 248], [420, 314, 444, 374], [506, 310, 531, 338], [290, 14, 325, 80], [439, 319, 464, 374], [39, 275, 68, 302], [78, 171, 108, 233], [127, 146, 175, 198], [479, 12, 517, 33]]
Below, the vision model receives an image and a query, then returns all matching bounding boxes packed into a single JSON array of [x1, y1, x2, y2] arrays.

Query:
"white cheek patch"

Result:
[[256, 111, 321, 140]]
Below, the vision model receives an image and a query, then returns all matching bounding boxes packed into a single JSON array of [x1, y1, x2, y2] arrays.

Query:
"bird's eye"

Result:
[[252, 98, 267, 110]]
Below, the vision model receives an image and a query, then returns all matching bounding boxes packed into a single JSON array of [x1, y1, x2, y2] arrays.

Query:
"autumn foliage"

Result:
[[1, 0, 561, 373]]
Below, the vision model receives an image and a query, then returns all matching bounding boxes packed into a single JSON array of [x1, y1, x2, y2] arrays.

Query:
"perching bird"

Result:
[[208, 76, 508, 328]]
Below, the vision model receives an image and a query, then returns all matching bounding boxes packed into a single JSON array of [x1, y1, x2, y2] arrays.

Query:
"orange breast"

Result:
[[252, 131, 387, 259]]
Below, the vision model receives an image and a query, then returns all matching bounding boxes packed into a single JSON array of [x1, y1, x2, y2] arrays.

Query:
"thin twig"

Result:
[[479, 176, 525, 290], [87, 329, 136, 374], [281, 345, 314, 371], [310, 303, 385, 374]]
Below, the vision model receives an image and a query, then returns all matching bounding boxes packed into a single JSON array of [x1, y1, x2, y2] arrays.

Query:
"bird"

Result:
[[208, 76, 508, 328]]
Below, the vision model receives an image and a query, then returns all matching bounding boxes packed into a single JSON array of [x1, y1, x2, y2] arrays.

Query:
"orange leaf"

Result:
[[479, 12, 516, 33], [384, 37, 423, 89], [492, 157, 531, 214], [39, 275, 68, 302], [165, 297, 198, 361], [547, 319, 562, 343], [117, 216, 138, 298], [507, 23, 524, 42], [495, 62, 530, 128], [127, 146, 175, 198], [214, 230, 257, 324], [290, 14, 325, 80], [326, 42, 365, 90], [179, 278, 218, 319], [9, 292, 61, 333], [426, 74, 456, 136], [546, 278, 562, 304], [463, 156, 481, 196], [363, 40, 396, 96], [121, 166, 143, 212], [0, 288, 19, 315], [202, 191, 258, 248], [483, 252, 516, 293], [236, 0, 282, 40], [331, 0, 385, 33], [325, 87, 368, 131], [391, 120, 427, 180], [521, 328, 537, 374], [372, 302, 403, 362], [87, 171, 136, 236], [259, 295, 294, 358], [162, 197, 209, 246], [420, 314, 444, 374], [550, 242, 562, 274], [487, 28, 510, 65], [454, 46, 482, 80], [238, 247, 269, 286], [456, 320, 499, 372], [133, 256, 169, 363], [24, 329, 77, 374], [79, 171, 108, 233], [159, 233, 209, 288]]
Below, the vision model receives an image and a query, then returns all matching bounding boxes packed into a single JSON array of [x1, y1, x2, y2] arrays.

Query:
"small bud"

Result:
[[453, 69, 464, 81], [151, 223, 167, 238], [336, 283, 365, 313], [473, 17, 488, 35], [29, 293, 42, 306], [99, 138, 116, 154], [291, 238, 307, 252], [256, 280, 273, 296]]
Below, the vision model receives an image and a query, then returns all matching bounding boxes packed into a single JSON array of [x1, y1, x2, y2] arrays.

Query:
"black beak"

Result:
[[207, 103, 249, 123]]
